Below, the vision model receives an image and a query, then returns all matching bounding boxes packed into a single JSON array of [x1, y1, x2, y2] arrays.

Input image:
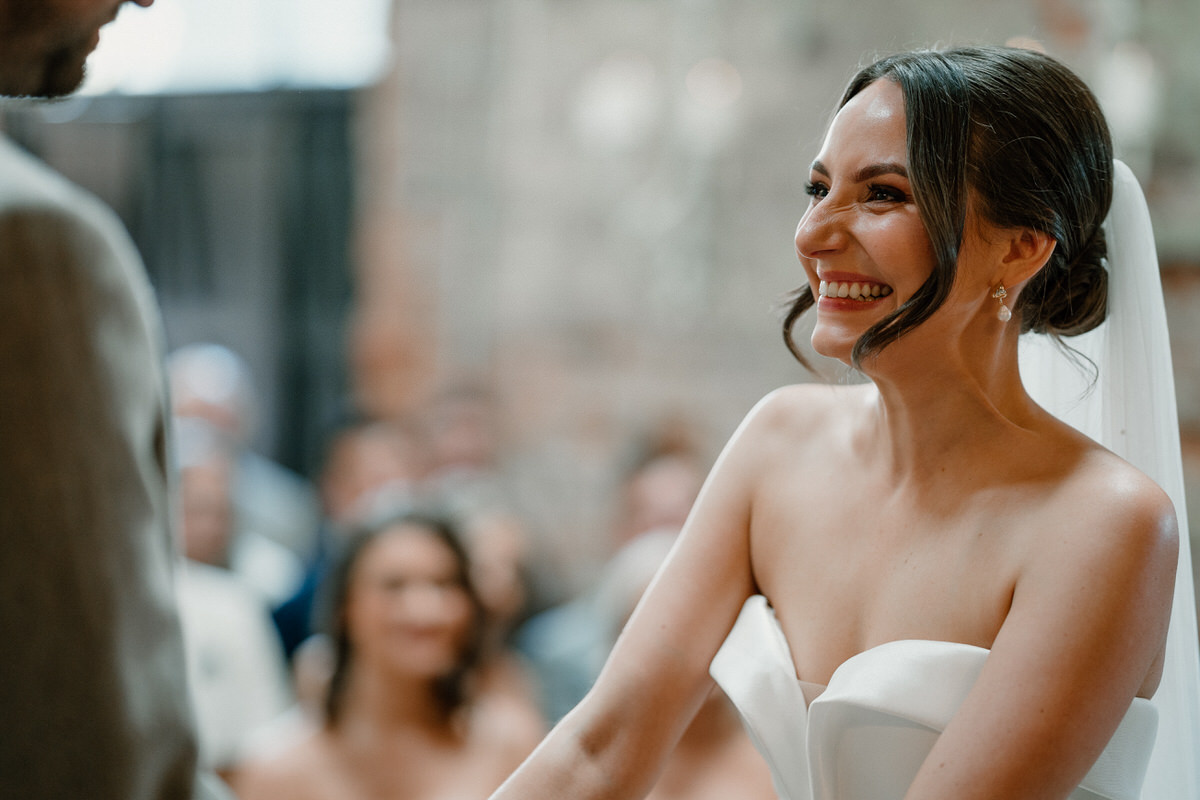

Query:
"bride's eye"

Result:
[[804, 181, 829, 201], [868, 184, 907, 203]]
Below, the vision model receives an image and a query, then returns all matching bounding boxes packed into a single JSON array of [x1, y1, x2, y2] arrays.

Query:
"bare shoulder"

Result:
[[751, 382, 867, 421], [1011, 442, 1179, 696], [230, 730, 336, 800], [738, 382, 870, 449], [1045, 445, 1178, 562], [908, 442, 1184, 796], [700, 384, 854, 503]]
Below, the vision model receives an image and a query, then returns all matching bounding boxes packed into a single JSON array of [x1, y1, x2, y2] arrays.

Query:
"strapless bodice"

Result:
[[710, 596, 1157, 800]]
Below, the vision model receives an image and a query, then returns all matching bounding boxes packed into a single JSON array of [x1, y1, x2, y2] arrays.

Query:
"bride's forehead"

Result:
[[817, 80, 908, 162]]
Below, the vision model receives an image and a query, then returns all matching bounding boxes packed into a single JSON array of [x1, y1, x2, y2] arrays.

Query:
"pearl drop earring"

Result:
[[992, 284, 1011, 322]]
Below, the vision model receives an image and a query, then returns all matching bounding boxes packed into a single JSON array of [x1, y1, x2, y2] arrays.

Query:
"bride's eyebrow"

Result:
[[810, 160, 909, 182]]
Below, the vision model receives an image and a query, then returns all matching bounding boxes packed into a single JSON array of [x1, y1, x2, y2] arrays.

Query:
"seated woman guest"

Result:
[[487, 45, 1200, 800], [231, 511, 541, 799]]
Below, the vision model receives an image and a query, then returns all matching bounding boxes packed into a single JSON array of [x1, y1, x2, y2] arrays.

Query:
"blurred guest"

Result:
[[518, 531, 680, 722], [517, 433, 707, 721], [421, 384, 552, 722], [612, 425, 707, 547], [231, 512, 542, 799], [0, 0, 223, 797], [425, 383, 502, 493], [320, 418, 429, 527], [170, 343, 318, 603], [423, 382, 561, 630], [454, 506, 546, 731], [273, 418, 428, 660], [176, 420, 240, 569], [176, 424, 294, 777]]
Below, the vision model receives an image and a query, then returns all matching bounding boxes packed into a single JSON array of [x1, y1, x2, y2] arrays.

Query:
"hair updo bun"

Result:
[[783, 45, 1115, 367], [1017, 229, 1108, 337]]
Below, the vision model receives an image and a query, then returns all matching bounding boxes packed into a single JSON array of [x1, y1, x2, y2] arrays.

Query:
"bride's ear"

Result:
[[1001, 228, 1057, 289]]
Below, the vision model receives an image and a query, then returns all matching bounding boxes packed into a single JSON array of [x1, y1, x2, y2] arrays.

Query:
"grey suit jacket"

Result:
[[0, 135, 225, 799]]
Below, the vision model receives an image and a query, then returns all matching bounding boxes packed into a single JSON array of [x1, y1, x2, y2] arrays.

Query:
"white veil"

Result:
[[1019, 160, 1200, 799]]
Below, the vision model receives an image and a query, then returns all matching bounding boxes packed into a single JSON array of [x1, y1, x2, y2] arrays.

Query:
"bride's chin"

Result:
[[809, 328, 859, 363]]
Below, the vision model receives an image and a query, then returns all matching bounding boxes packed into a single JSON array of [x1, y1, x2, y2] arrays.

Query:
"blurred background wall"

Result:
[[3, 0, 1198, 597]]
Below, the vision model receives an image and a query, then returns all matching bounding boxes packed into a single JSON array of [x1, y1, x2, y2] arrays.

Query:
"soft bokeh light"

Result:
[[679, 57, 743, 152], [684, 57, 742, 110], [83, 0, 393, 95], [571, 52, 662, 154], [14, 0, 1195, 607]]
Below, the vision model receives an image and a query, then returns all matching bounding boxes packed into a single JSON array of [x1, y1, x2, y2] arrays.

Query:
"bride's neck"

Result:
[[857, 335, 1040, 483]]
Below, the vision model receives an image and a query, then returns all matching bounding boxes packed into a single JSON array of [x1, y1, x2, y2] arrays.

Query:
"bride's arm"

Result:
[[487, 395, 780, 800], [904, 468, 1179, 800]]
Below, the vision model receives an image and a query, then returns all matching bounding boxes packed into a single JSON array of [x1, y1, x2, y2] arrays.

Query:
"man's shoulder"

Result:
[[0, 134, 143, 287], [0, 134, 117, 230], [0, 135, 76, 203]]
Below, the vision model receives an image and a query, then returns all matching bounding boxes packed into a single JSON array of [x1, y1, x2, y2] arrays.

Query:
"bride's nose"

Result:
[[794, 201, 846, 261]]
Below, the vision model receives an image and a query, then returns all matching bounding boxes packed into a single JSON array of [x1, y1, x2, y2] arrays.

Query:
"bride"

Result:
[[489, 45, 1200, 799]]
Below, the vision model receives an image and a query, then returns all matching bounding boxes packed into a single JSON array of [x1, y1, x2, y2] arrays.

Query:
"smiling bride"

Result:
[[487, 45, 1200, 800]]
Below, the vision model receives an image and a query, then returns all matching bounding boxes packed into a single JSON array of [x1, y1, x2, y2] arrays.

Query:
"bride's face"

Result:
[[795, 79, 936, 363]]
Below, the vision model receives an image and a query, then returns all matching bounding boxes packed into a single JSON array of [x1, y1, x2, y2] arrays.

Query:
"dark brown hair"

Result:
[[320, 511, 485, 726], [784, 45, 1113, 367]]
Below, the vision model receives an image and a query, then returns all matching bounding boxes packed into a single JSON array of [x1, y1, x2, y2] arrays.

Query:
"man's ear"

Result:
[[1001, 228, 1057, 288]]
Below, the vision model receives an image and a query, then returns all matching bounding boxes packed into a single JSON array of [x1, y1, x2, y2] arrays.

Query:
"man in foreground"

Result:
[[0, 1, 226, 796]]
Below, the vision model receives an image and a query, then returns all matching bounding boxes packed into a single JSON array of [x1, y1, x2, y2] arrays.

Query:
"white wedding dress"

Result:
[[711, 162, 1200, 800], [711, 595, 1157, 800]]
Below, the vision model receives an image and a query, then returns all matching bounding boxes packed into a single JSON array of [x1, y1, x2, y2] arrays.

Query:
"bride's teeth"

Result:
[[819, 280, 890, 300]]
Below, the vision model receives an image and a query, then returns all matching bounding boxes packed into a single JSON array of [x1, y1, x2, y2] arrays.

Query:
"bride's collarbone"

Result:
[[760, 502, 1020, 585], [763, 428, 1082, 537], [751, 495, 1022, 667], [758, 468, 1033, 549]]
